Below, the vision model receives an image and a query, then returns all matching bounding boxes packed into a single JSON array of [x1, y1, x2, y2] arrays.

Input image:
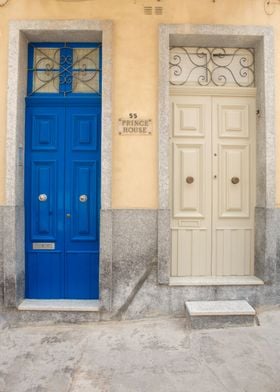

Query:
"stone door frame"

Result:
[[158, 24, 275, 284], [3, 20, 113, 310]]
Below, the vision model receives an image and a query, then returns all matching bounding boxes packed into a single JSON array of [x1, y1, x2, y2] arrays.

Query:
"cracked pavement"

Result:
[[0, 308, 280, 391]]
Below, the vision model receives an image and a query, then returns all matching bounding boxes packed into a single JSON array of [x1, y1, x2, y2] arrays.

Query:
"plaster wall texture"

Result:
[[0, 0, 280, 208]]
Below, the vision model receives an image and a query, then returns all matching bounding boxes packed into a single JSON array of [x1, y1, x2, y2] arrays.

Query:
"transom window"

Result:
[[27, 43, 102, 96], [169, 47, 255, 88]]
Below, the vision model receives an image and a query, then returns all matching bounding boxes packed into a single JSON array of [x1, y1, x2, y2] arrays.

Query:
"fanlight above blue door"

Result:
[[28, 43, 102, 96]]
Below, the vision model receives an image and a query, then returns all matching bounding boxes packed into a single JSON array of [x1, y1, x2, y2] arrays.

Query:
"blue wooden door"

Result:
[[64, 106, 101, 298], [25, 101, 101, 299]]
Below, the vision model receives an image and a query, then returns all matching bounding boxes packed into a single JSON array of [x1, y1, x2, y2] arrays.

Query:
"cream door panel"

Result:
[[216, 228, 253, 276], [212, 96, 255, 276], [219, 144, 250, 218], [172, 99, 208, 138], [218, 103, 249, 138], [171, 229, 211, 276], [171, 96, 212, 277], [173, 142, 204, 218]]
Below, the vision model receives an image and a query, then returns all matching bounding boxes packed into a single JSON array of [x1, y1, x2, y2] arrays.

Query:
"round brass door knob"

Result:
[[186, 176, 194, 184], [231, 177, 240, 184]]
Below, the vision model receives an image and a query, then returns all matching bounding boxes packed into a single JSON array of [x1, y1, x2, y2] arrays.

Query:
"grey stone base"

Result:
[[1, 208, 280, 321], [186, 315, 256, 330], [18, 299, 100, 312], [0, 207, 4, 305], [1, 309, 102, 326], [185, 300, 256, 329]]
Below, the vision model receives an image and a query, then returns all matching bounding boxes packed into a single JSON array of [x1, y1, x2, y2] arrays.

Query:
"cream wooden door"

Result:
[[170, 93, 256, 277], [170, 96, 212, 276], [212, 97, 256, 275]]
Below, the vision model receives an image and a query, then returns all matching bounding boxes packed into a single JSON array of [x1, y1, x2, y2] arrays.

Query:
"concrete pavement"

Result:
[[1, 307, 280, 392]]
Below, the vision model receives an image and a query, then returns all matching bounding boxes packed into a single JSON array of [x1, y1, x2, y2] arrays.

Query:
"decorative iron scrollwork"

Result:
[[169, 47, 255, 88], [28, 44, 101, 96]]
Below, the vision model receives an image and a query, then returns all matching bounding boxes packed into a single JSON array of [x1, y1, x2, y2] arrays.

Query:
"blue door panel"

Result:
[[72, 114, 98, 151], [26, 252, 64, 299], [31, 161, 56, 239], [25, 101, 101, 299], [75, 164, 91, 236], [65, 252, 99, 299], [32, 114, 58, 151], [71, 161, 97, 241], [27, 106, 64, 245]]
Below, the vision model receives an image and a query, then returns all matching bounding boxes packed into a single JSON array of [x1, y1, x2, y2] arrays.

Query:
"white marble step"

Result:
[[18, 299, 100, 312], [170, 276, 264, 286], [185, 300, 256, 317], [185, 300, 256, 329]]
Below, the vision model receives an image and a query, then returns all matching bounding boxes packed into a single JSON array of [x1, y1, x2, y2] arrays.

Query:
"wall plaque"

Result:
[[118, 118, 152, 136]]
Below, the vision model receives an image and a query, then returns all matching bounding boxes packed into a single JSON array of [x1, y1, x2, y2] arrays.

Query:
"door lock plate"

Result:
[[32, 242, 55, 250]]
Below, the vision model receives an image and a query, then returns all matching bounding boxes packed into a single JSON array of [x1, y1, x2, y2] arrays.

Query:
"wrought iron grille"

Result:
[[169, 47, 255, 88], [28, 43, 102, 96]]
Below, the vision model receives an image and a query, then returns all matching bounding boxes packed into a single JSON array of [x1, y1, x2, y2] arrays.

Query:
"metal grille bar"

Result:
[[169, 47, 255, 88]]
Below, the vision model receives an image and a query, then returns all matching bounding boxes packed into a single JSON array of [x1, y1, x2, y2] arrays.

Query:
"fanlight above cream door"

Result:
[[170, 91, 256, 277]]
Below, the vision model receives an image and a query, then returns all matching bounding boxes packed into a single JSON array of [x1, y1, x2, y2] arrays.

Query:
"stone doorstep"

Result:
[[169, 276, 264, 286], [185, 300, 256, 316], [18, 299, 100, 312], [185, 300, 256, 329]]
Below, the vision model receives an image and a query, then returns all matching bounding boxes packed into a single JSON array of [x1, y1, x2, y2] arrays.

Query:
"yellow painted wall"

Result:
[[0, 0, 279, 208]]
